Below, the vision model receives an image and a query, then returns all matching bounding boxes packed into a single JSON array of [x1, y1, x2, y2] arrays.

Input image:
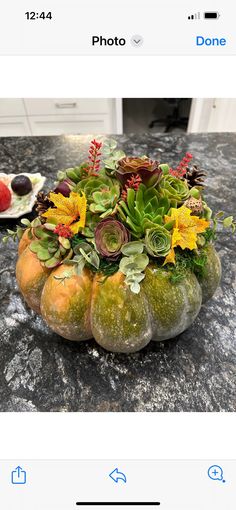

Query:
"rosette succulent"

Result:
[[95, 217, 130, 260], [76, 170, 120, 212], [89, 181, 120, 217], [157, 174, 189, 206], [145, 226, 171, 257], [118, 184, 170, 237], [116, 156, 162, 187], [29, 222, 73, 268], [57, 163, 90, 185]]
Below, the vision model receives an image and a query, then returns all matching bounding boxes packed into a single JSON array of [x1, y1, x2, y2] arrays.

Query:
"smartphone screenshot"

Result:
[[0, 1, 235, 509]]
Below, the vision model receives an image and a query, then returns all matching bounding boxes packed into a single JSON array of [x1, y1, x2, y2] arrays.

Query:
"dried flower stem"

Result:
[[88, 139, 102, 176], [121, 174, 142, 201], [170, 152, 193, 178]]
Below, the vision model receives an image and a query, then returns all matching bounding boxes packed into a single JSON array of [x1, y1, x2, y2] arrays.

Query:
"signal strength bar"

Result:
[[188, 12, 201, 20]]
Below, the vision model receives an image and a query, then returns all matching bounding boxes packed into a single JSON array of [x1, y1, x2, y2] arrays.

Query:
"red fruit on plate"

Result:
[[0, 181, 12, 212]]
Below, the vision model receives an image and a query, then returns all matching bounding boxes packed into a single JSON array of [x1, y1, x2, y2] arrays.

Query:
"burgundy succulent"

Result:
[[54, 180, 71, 197], [116, 156, 162, 187], [95, 217, 130, 260]]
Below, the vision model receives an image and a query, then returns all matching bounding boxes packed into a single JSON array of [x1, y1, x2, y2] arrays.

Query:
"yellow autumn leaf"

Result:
[[42, 191, 87, 234], [164, 205, 210, 264], [163, 247, 176, 265]]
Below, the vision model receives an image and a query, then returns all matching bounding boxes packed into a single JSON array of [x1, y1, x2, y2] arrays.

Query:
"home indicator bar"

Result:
[[76, 504, 161, 507]]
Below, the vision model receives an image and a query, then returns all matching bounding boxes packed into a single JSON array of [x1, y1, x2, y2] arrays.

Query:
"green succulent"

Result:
[[145, 226, 171, 258], [57, 163, 90, 185], [89, 181, 120, 217], [102, 138, 126, 174], [29, 223, 73, 269], [64, 241, 100, 275], [159, 163, 170, 175], [2, 217, 41, 244], [157, 175, 189, 206], [117, 184, 170, 237], [76, 169, 120, 205], [202, 201, 212, 220], [80, 211, 101, 238], [119, 241, 149, 294]]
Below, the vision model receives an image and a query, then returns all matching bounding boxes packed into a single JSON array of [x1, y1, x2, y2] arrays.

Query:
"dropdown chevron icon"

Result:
[[131, 35, 143, 47]]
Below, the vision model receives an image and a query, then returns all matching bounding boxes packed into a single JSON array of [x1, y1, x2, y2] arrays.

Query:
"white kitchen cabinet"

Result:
[[0, 99, 26, 117], [29, 114, 114, 136], [24, 99, 112, 116], [0, 117, 31, 136], [188, 98, 236, 133], [0, 99, 123, 137]]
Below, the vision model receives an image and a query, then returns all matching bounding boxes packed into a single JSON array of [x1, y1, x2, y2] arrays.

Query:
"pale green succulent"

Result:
[[145, 225, 171, 258], [89, 181, 120, 218], [2, 217, 42, 244], [202, 201, 213, 220], [119, 241, 149, 294], [157, 174, 189, 206], [76, 169, 120, 204], [64, 241, 100, 274], [57, 163, 90, 185], [102, 138, 126, 174], [29, 223, 73, 268]]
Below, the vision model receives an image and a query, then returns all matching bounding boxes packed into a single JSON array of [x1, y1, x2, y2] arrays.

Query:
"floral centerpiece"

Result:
[[4, 139, 235, 353]]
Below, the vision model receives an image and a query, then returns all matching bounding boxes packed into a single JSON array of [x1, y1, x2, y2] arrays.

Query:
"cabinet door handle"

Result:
[[55, 102, 77, 109]]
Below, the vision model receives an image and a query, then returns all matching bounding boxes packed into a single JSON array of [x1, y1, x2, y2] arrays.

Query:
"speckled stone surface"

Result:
[[0, 133, 235, 412]]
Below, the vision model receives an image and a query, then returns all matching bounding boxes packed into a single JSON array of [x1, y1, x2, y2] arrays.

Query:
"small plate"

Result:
[[0, 172, 46, 219]]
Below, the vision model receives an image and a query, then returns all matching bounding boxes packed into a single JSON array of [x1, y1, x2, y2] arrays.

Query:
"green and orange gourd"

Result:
[[16, 238, 221, 352], [10, 139, 229, 353]]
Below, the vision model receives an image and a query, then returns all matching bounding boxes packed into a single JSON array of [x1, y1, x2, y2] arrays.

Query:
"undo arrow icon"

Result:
[[109, 468, 127, 483]]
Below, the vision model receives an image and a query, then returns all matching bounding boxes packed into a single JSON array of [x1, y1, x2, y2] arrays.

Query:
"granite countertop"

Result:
[[0, 132, 235, 412]]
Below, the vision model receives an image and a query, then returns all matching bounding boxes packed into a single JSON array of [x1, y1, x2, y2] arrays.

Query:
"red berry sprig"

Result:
[[121, 174, 142, 201], [169, 152, 193, 178], [88, 139, 102, 176], [54, 224, 73, 238]]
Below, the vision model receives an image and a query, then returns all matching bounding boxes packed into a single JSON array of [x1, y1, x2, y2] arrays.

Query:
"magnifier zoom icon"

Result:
[[208, 465, 226, 483]]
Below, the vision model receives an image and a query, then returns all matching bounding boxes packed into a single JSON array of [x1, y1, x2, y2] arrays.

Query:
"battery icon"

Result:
[[204, 11, 220, 19]]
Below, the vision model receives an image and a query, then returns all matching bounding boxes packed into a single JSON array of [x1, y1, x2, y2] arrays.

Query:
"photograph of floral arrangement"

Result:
[[3, 137, 235, 354]]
